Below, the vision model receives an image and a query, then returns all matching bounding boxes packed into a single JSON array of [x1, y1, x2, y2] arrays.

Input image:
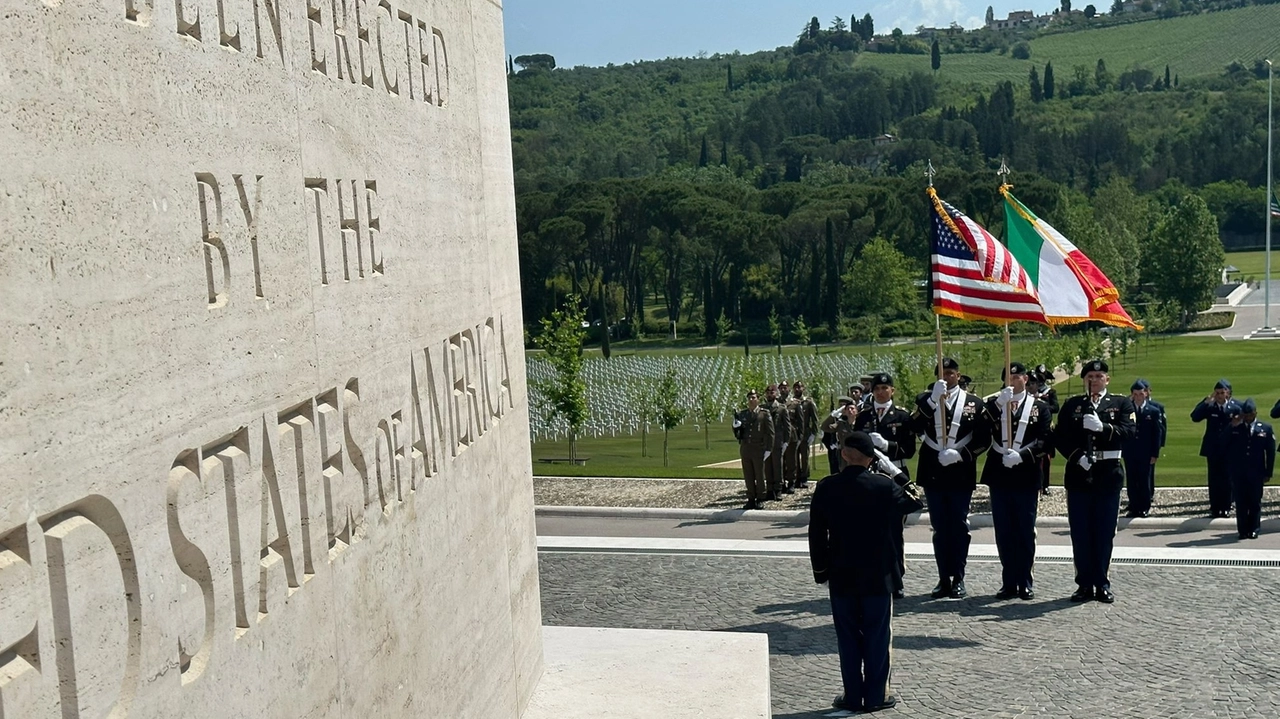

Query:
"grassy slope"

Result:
[[855, 6, 1280, 88], [532, 335, 1280, 486]]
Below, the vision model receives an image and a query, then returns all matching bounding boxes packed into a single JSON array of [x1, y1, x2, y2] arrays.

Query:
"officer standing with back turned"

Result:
[[1055, 359, 1136, 604]]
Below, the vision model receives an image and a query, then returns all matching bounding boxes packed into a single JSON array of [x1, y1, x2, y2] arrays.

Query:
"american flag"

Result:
[[929, 190, 1048, 325]]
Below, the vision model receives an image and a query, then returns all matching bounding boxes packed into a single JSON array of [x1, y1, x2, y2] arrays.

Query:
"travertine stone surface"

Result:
[[0, 0, 541, 716]]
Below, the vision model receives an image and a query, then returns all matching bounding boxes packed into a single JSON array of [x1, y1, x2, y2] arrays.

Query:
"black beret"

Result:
[[1225, 399, 1244, 416], [1002, 362, 1028, 380], [1215, 378, 1232, 391], [1080, 359, 1109, 378], [959, 374, 972, 387], [1131, 378, 1151, 391], [842, 431, 876, 456], [870, 372, 893, 387], [1241, 398, 1257, 414], [934, 357, 960, 376]]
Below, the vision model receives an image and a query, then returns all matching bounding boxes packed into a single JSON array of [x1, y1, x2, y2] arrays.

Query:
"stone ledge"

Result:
[[523, 626, 770, 719]]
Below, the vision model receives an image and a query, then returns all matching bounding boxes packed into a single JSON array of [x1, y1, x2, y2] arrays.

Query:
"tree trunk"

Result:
[[569, 432, 577, 462], [641, 425, 648, 457], [663, 430, 670, 467]]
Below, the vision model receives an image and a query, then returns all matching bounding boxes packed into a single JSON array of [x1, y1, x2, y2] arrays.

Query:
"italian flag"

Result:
[[1001, 189, 1141, 330]]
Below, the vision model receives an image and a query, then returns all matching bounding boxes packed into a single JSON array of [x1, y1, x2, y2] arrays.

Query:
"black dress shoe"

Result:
[[949, 580, 967, 599], [995, 586, 1018, 600], [866, 695, 898, 712], [766, 490, 779, 501], [742, 500, 758, 510], [1095, 586, 1115, 603], [1019, 587, 1035, 600], [930, 580, 952, 599], [832, 693, 859, 711], [795, 480, 809, 489], [1249, 531, 1259, 539], [1070, 586, 1093, 602], [781, 486, 795, 495], [893, 588, 905, 600]]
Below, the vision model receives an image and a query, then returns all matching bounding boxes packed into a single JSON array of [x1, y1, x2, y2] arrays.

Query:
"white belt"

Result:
[[1095, 450, 1122, 461], [923, 435, 971, 452]]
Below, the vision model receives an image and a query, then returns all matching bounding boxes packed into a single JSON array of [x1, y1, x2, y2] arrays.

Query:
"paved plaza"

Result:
[[539, 549, 1280, 717]]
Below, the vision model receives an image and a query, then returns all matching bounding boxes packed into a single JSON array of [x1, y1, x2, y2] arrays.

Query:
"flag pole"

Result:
[[927, 160, 949, 444], [1003, 321, 1013, 451], [1265, 59, 1274, 331]]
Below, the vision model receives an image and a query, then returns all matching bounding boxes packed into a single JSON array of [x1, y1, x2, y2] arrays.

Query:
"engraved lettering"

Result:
[[307, 0, 327, 75], [176, 0, 201, 41], [375, 0, 399, 95], [216, 0, 242, 51], [252, 0, 284, 64], [330, 0, 356, 84], [416, 20, 432, 105], [355, 0, 375, 88], [232, 174, 265, 299], [205, 433, 253, 636], [397, 11, 415, 100], [304, 178, 330, 286], [337, 179, 361, 280], [196, 174, 229, 309], [125, 0, 153, 25], [432, 27, 449, 107], [365, 180, 382, 275], [167, 451, 214, 684], [258, 413, 301, 617], [0, 525, 45, 718], [40, 498, 142, 719]]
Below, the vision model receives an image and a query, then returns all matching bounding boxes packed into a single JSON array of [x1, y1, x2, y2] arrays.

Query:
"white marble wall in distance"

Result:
[[0, 0, 540, 715]]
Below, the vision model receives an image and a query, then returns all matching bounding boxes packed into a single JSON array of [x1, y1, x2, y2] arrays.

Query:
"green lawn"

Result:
[[1226, 249, 1278, 281], [531, 335, 1280, 486], [856, 6, 1280, 90]]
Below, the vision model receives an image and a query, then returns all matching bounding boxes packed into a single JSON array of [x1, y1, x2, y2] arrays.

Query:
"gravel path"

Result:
[[535, 476, 1280, 517]]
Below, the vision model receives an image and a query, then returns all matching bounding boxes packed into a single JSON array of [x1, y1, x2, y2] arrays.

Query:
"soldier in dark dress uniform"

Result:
[[1191, 379, 1235, 517], [1271, 398, 1280, 420], [1029, 364, 1059, 496], [1221, 399, 1276, 540], [809, 432, 923, 715], [981, 362, 1052, 600], [733, 390, 774, 510], [1054, 359, 1136, 604], [855, 372, 917, 479], [1122, 378, 1166, 518], [911, 357, 990, 600]]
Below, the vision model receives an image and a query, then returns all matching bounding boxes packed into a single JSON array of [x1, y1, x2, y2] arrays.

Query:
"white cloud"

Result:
[[873, 0, 986, 32]]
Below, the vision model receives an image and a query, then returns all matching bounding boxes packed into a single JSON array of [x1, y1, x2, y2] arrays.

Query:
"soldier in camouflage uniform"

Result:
[[792, 380, 820, 489], [764, 383, 791, 501], [733, 390, 775, 510]]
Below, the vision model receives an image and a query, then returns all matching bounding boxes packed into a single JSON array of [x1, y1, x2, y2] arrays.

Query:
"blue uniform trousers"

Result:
[[829, 592, 893, 711], [1124, 456, 1155, 514], [923, 487, 972, 581], [1067, 487, 1122, 589], [1232, 477, 1264, 536], [990, 486, 1040, 590], [1207, 455, 1232, 514]]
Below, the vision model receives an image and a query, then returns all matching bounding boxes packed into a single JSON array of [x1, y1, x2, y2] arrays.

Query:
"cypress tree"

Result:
[[1044, 62, 1056, 99]]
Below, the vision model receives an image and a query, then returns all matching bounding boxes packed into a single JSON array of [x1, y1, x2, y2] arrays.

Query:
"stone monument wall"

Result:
[[0, 0, 541, 716]]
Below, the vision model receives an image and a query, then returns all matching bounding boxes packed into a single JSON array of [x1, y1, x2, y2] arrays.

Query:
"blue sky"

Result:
[[504, 0, 1063, 68]]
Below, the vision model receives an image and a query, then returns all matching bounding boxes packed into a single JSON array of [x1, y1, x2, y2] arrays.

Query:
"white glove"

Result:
[[830, 408, 843, 418], [878, 457, 903, 477], [1077, 455, 1094, 471], [782, 443, 789, 452], [732, 419, 742, 429], [807, 433, 815, 444], [930, 380, 947, 405], [938, 448, 962, 466], [763, 451, 771, 461], [1081, 413, 1104, 433], [870, 432, 889, 451], [1002, 450, 1023, 468], [995, 387, 1014, 409], [829, 444, 840, 451]]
